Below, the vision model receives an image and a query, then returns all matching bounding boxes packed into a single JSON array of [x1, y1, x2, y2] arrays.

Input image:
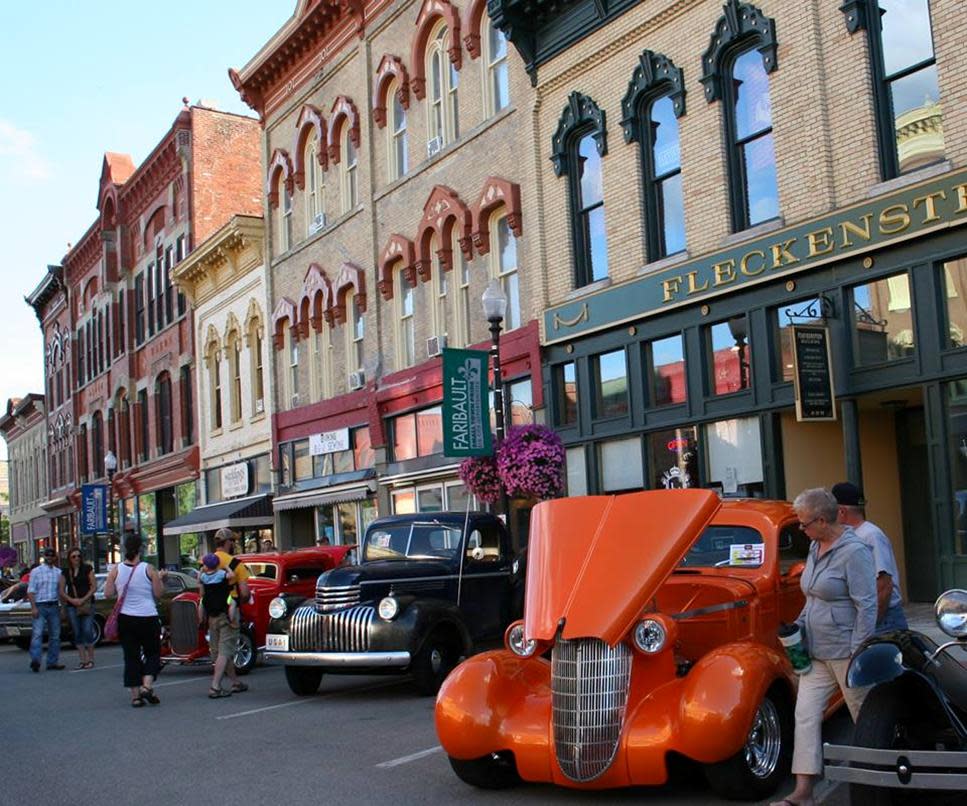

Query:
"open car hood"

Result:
[[525, 489, 721, 645]]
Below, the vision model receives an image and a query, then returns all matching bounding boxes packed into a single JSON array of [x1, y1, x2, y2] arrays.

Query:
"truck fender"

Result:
[[408, 600, 473, 657], [677, 642, 793, 762], [846, 641, 905, 688]]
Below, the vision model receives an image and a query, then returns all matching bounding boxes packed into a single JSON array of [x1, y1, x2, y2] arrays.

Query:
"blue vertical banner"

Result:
[[442, 348, 492, 458], [80, 484, 109, 535]]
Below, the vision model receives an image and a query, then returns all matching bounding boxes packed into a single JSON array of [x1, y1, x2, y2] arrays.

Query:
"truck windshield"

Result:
[[363, 522, 463, 562], [678, 525, 765, 568]]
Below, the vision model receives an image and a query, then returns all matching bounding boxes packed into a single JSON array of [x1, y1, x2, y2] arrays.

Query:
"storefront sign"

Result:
[[442, 348, 492, 457], [545, 167, 967, 343], [79, 484, 108, 535], [309, 428, 350, 456], [792, 326, 836, 421], [220, 462, 251, 499]]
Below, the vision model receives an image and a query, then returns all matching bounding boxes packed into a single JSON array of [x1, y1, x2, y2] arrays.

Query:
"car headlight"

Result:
[[506, 622, 537, 657], [634, 618, 667, 654], [935, 589, 967, 638], [378, 596, 400, 621], [268, 597, 287, 620]]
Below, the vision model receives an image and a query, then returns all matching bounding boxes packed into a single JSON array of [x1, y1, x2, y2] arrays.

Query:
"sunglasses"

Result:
[[798, 516, 822, 530]]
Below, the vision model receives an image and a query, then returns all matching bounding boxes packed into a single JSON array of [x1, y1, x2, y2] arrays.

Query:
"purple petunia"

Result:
[[496, 424, 566, 501]]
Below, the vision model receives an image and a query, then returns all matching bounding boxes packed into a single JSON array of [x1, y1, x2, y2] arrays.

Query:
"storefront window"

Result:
[[947, 380, 967, 555], [942, 256, 966, 349], [709, 317, 752, 395], [392, 489, 417, 514], [852, 273, 915, 365], [556, 362, 578, 425], [649, 334, 686, 406], [280, 445, 292, 487], [594, 349, 628, 418], [648, 426, 698, 489], [175, 482, 201, 566], [313, 453, 334, 477], [360, 498, 378, 533], [704, 416, 764, 497], [353, 427, 374, 469], [391, 407, 443, 461], [205, 468, 223, 504], [336, 502, 359, 545], [418, 487, 444, 512], [392, 414, 418, 461], [122, 498, 138, 533], [446, 482, 472, 512], [316, 505, 337, 544], [566, 446, 588, 496], [774, 298, 823, 382], [294, 440, 312, 481], [138, 492, 157, 564], [333, 447, 355, 475], [508, 379, 533, 427], [252, 454, 272, 494], [599, 437, 644, 493]]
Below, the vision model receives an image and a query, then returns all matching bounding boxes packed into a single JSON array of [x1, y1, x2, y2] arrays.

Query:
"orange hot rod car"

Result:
[[435, 489, 814, 800]]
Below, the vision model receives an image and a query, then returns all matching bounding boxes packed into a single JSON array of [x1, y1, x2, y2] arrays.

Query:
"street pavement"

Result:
[[0, 641, 852, 806]]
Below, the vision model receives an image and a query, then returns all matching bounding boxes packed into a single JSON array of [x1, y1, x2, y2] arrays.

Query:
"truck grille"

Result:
[[169, 599, 199, 656], [290, 604, 374, 652], [551, 637, 632, 782], [315, 583, 361, 612]]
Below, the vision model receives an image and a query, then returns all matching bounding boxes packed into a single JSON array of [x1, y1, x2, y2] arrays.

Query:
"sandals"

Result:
[[208, 687, 232, 699], [76, 661, 94, 670], [131, 696, 145, 708], [141, 687, 160, 705], [230, 682, 249, 694]]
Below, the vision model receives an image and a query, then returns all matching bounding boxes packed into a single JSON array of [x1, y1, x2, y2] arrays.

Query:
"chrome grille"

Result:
[[289, 604, 375, 652], [551, 637, 632, 782], [169, 600, 199, 655], [315, 583, 361, 612]]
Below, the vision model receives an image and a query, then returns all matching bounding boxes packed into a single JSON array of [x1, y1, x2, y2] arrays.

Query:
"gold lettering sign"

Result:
[[878, 203, 911, 234], [713, 259, 736, 286], [771, 239, 799, 269], [839, 215, 872, 248], [913, 190, 946, 224], [807, 227, 834, 258], [740, 249, 766, 276]]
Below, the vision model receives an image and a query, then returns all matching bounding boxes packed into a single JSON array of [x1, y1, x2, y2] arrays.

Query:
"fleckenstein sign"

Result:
[[544, 167, 967, 343], [442, 348, 492, 458]]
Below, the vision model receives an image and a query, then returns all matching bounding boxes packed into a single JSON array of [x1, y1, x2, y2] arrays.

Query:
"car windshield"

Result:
[[363, 522, 463, 562], [679, 525, 765, 569], [245, 563, 279, 580]]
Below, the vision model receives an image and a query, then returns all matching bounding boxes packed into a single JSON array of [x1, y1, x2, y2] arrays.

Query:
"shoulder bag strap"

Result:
[[116, 561, 140, 609]]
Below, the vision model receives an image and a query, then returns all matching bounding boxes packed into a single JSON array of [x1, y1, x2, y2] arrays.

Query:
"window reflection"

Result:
[[599, 437, 644, 492], [943, 256, 967, 349], [649, 334, 686, 406], [775, 298, 823, 382], [557, 362, 578, 425], [946, 380, 967, 555], [709, 317, 752, 395], [852, 273, 915, 365], [648, 427, 698, 489], [645, 95, 686, 259], [594, 350, 628, 418], [575, 133, 608, 285]]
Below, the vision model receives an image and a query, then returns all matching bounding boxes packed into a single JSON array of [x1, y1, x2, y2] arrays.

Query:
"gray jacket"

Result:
[[796, 528, 877, 660]]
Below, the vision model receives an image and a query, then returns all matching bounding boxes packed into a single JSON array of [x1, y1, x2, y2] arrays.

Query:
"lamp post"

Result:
[[104, 450, 118, 574], [482, 280, 509, 444], [727, 316, 750, 391]]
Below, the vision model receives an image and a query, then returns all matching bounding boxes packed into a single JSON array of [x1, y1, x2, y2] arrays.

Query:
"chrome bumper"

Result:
[[824, 743, 967, 789], [263, 650, 411, 668]]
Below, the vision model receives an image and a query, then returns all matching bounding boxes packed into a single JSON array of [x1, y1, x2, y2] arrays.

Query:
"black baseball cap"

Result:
[[42, 547, 56, 556], [831, 482, 865, 507]]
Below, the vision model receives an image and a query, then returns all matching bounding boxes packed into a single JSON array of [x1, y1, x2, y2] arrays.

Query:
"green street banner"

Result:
[[443, 348, 492, 457]]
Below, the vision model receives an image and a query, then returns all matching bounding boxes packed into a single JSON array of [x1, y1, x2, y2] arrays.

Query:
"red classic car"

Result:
[[162, 546, 353, 673], [436, 489, 822, 800]]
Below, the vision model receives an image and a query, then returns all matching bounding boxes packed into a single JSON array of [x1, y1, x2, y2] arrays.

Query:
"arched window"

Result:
[[91, 414, 104, 479], [453, 231, 471, 348], [431, 237, 449, 343], [156, 372, 173, 455], [490, 215, 520, 330], [341, 128, 358, 214], [285, 328, 300, 408], [249, 318, 265, 413], [311, 324, 333, 401], [388, 80, 408, 181], [228, 332, 242, 424], [483, 17, 509, 116], [395, 264, 416, 368], [427, 24, 459, 150], [305, 133, 324, 234], [278, 173, 292, 252], [208, 340, 222, 431], [346, 291, 365, 374], [118, 393, 131, 468]]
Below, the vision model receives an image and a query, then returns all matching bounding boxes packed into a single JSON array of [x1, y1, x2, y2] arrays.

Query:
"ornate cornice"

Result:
[[700, 0, 777, 104], [550, 91, 607, 177], [620, 50, 686, 144], [171, 215, 265, 303]]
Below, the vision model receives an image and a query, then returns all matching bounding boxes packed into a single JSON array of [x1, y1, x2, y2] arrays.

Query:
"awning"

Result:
[[273, 480, 375, 512], [162, 494, 274, 536]]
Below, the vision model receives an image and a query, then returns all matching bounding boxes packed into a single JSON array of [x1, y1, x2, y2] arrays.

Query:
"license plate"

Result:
[[265, 634, 289, 652], [1, 626, 19, 637]]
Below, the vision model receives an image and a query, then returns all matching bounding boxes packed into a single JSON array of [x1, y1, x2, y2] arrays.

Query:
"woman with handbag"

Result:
[[104, 531, 167, 708], [59, 549, 96, 669]]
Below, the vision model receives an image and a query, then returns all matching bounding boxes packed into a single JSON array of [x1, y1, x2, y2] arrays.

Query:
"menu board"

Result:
[[793, 326, 836, 421]]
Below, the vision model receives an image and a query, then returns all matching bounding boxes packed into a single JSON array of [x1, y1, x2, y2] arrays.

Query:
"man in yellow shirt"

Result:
[[211, 528, 250, 694]]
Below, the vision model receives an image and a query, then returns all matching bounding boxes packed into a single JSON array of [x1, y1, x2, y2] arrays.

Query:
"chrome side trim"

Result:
[[672, 600, 749, 620], [263, 650, 411, 667]]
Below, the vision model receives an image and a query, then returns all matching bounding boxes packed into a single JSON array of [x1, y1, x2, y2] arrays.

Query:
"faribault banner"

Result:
[[442, 348, 491, 458]]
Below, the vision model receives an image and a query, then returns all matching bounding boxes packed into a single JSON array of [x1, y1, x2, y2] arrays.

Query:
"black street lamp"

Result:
[[727, 315, 750, 391], [482, 280, 509, 443], [103, 450, 118, 573]]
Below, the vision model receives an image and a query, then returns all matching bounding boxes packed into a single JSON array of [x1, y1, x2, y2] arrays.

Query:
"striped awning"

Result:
[[273, 482, 374, 512], [162, 494, 274, 536]]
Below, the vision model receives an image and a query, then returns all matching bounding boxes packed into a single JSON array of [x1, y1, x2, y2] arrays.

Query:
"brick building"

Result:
[[497, 0, 967, 596], [35, 104, 262, 569], [0, 395, 48, 564], [231, 0, 542, 548]]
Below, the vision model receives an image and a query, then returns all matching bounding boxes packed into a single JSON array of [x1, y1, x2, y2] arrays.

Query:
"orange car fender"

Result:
[[674, 642, 794, 763], [435, 650, 553, 777]]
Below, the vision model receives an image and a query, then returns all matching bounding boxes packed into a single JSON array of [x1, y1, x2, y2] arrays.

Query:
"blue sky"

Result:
[[0, 2, 293, 458]]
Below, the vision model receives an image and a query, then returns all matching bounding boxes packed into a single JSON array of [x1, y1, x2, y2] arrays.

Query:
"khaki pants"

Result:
[[209, 613, 239, 672], [792, 657, 870, 776]]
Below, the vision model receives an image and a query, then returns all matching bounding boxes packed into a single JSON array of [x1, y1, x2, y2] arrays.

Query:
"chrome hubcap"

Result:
[[430, 647, 443, 674], [235, 635, 253, 668], [744, 698, 782, 778]]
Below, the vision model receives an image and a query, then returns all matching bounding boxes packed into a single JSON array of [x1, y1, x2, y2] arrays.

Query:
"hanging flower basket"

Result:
[[496, 424, 566, 501], [458, 454, 503, 504]]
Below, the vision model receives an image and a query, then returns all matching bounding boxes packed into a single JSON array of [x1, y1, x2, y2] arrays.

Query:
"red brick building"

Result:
[[36, 104, 262, 568]]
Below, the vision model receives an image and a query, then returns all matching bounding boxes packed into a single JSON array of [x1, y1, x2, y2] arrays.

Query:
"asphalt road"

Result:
[[0, 642, 851, 806]]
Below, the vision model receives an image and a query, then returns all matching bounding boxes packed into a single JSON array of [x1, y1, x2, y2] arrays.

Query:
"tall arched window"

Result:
[[431, 238, 449, 344], [278, 174, 292, 252], [91, 413, 104, 479], [249, 318, 265, 413], [305, 133, 324, 234], [346, 291, 365, 373], [311, 324, 333, 401], [341, 128, 358, 213], [285, 328, 300, 408], [208, 340, 222, 431], [491, 215, 520, 330], [388, 80, 408, 181], [427, 24, 459, 151], [453, 232, 471, 348], [228, 332, 242, 424], [156, 372, 173, 455], [396, 264, 416, 369], [483, 17, 509, 116]]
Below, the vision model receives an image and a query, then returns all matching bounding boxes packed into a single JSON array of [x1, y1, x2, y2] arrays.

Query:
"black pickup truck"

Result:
[[264, 511, 524, 696]]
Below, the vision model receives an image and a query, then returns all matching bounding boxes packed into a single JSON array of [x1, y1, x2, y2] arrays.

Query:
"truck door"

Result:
[[459, 521, 514, 640]]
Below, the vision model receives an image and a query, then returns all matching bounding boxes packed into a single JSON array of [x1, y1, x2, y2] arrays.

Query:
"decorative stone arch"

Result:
[[373, 55, 411, 128], [223, 312, 242, 345], [203, 324, 222, 366], [700, 0, 777, 103], [292, 104, 328, 189], [327, 96, 361, 165], [330, 263, 367, 325], [410, 0, 462, 100], [299, 263, 333, 334], [470, 177, 523, 256], [243, 298, 264, 347], [550, 91, 608, 177], [620, 50, 686, 144], [462, 0, 488, 59], [143, 203, 167, 248], [81, 277, 99, 311], [266, 149, 295, 208], [378, 235, 416, 300], [271, 297, 298, 350], [99, 189, 119, 229], [415, 185, 472, 280], [172, 175, 186, 221]]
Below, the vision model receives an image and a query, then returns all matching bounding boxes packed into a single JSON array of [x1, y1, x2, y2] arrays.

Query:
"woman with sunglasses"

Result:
[[59, 549, 96, 670]]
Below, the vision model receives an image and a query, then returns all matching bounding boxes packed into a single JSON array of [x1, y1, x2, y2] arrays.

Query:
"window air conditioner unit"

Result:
[[426, 137, 443, 158], [308, 212, 327, 235], [291, 393, 300, 407], [255, 398, 264, 414], [426, 334, 447, 358], [348, 370, 366, 391]]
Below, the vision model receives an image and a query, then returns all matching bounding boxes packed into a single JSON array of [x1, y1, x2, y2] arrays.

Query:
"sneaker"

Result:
[[48, 663, 66, 670], [30, 660, 40, 673]]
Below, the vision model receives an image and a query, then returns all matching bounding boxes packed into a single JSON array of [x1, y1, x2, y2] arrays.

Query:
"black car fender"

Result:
[[266, 592, 310, 634], [370, 597, 472, 657]]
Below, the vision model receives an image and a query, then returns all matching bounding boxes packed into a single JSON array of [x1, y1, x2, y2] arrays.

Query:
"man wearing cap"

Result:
[[832, 482, 908, 633], [27, 548, 65, 672], [210, 528, 251, 692]]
